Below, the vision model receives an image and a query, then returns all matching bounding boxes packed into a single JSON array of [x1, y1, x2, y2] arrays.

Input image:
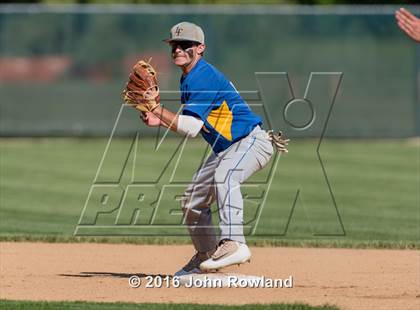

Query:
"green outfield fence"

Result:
[[0, 4, 419, 138]]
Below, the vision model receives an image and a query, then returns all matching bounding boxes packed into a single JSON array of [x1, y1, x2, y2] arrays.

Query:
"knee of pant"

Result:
[[215, 167, 240, 187], [214, 167, 229, 184]]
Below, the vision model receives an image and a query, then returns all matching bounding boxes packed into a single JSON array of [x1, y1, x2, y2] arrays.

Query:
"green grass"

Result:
[[0, 300, 340, 310], [0, 234, 418, 249], [0, 137, 418, 248]]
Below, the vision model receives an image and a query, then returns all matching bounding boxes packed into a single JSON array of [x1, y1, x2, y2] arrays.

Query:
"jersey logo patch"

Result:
[[206, 100, 233, 141]]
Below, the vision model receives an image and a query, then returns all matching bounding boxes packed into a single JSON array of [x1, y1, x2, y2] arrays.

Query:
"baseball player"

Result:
[[133, 22, 288, 276], [395, 8, 420, 42]]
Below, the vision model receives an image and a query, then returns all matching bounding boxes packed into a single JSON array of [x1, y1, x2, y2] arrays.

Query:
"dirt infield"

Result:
[[0, 242, 418, 310]]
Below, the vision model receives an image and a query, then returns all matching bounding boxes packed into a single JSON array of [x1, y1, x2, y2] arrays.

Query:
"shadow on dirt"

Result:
[[59, 272, 171, 278]]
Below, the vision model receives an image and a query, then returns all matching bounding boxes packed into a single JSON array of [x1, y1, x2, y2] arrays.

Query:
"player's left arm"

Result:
[[138, 106, 178, 130], [142, 107, 203, 138]]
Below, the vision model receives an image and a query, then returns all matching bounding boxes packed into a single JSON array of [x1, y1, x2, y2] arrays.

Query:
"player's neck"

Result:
[[182, 56, 202, 75]]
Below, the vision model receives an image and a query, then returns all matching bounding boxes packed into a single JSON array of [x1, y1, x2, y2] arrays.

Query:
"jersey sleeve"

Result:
[[182, 70, 221, 122]]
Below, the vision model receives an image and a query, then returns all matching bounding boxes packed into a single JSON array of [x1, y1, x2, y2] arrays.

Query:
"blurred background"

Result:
[[0, 1, 418, 244], [0, 0, 418, 137]]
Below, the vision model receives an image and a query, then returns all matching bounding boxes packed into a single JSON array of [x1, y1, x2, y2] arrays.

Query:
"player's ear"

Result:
[[197, 44, 206, 55]]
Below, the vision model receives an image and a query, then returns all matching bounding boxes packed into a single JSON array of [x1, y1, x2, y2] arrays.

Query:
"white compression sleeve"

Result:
[[177, 115, 204, 138]]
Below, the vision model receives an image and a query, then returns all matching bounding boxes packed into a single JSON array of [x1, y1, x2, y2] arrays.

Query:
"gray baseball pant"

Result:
[[180, 125, 274, 253]]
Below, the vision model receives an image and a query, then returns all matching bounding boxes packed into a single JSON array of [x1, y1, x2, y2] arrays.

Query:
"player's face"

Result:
[[170, 41, 199, 66]]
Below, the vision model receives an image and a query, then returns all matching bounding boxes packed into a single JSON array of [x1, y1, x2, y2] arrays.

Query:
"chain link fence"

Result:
[[0, 4, 419, 137]]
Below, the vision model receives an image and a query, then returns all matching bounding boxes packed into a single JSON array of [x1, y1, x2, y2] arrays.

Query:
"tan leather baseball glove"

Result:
[[122, 60, 160, 112]]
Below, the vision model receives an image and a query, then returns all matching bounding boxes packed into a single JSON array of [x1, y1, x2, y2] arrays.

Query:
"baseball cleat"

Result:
[[174, 250, 214, 277], [199, 239, 251, 271], [174, 266, 201, 277]]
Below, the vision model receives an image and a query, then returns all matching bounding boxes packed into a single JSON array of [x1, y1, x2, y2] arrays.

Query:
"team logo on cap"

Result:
[[175, 26, 183, 36]]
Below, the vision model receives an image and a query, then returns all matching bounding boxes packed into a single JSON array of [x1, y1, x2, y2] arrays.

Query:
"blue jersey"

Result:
[[180, 59, 262, 153]]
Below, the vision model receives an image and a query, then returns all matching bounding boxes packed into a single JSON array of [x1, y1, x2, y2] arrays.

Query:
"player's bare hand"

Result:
[[140, 112, 161, 127], [268, 130, 289, 154], [395, 8, 420, 42]]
